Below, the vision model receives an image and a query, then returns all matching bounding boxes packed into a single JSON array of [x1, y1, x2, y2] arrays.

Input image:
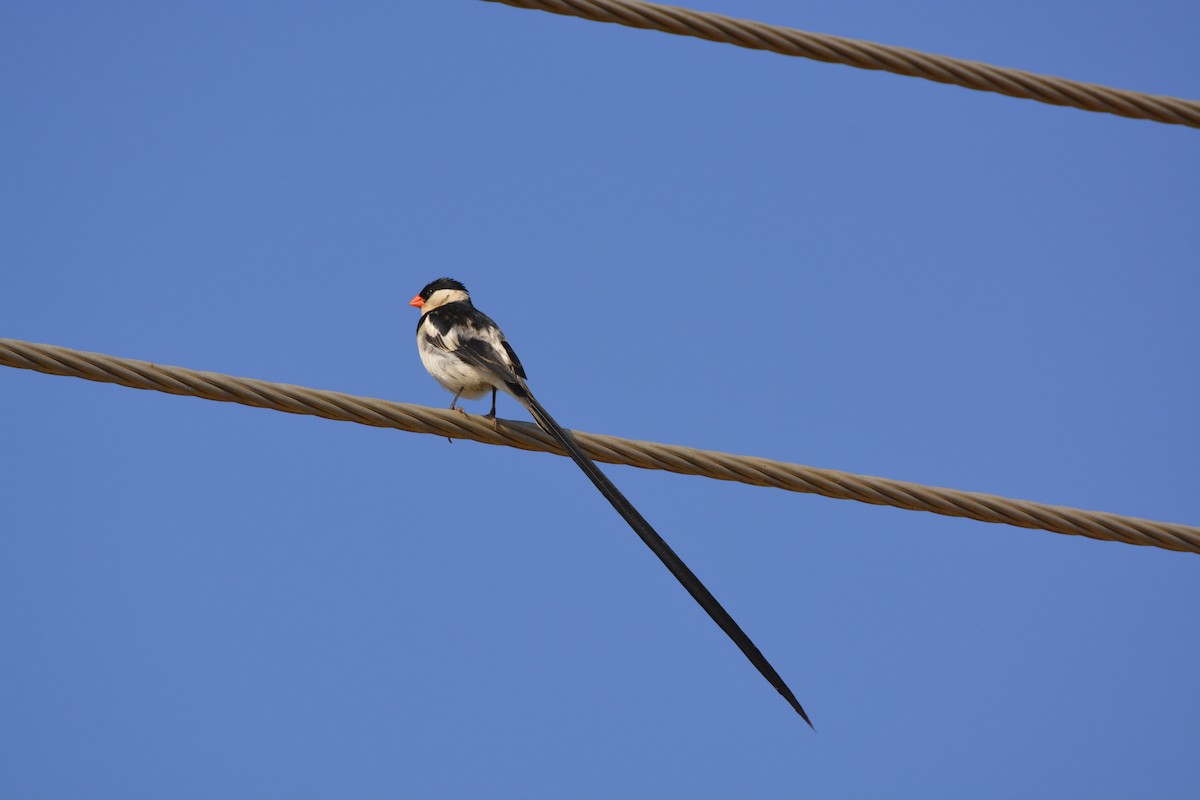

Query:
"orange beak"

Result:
[[408, 295, 424, 308]]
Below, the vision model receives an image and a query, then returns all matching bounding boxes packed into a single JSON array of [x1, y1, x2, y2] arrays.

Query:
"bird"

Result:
[[410, 277, 812, 726]]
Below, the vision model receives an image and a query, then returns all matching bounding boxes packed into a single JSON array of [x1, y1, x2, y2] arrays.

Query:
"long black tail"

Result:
[[520, 391, 813, 727]]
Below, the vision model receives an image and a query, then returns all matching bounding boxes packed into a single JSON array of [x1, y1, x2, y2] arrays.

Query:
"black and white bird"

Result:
[[410, 277, 812, 726]]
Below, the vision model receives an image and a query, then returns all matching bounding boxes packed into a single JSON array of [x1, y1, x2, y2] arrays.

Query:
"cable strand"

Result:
[[482, 0, 1200, 128], [3, 337, 1196, 554]]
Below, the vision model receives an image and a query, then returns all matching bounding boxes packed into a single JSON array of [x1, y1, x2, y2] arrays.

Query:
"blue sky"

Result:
[[2, 1, 1197, 797]]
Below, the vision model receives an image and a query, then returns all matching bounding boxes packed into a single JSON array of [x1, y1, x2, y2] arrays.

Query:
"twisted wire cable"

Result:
[[483, 0, 1200, 128], [3, 337, 1197, 554]]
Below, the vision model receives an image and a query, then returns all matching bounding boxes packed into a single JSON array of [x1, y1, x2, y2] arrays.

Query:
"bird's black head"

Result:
[[417, 277, 467, 301], [409, 277, 471, 312]]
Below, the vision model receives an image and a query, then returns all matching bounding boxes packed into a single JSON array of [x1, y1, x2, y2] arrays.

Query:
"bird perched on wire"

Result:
[[409, 277, 811, 726]]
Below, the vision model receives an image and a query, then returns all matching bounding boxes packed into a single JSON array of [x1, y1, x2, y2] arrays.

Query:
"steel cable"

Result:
[[483, 0, 1200, 128], [3, 337, 1197, 554]]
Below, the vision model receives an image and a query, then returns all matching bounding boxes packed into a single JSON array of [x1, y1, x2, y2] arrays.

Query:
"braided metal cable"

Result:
[[3, 337, 1197, 554], [484, 0, 1200, 128]]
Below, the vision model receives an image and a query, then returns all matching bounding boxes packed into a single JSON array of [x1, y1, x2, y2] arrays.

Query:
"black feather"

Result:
[[501, 340, 527, 381], [423, 303, 474, 336], [519, 393, 814, 728], [455, 338, 528, 398], [418, 277, 468, 300]]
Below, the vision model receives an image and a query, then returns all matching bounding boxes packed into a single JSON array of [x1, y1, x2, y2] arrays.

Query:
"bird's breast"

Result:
[[417, 340, 493, 398]]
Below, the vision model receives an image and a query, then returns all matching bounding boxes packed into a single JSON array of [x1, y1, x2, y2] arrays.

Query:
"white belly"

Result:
[[418, 346, 495, 399]]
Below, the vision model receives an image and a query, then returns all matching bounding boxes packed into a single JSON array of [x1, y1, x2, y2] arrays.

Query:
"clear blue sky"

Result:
[[2, 2, 1197, 797]]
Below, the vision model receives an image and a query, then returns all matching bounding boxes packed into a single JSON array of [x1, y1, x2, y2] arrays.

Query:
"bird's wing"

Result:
[[452, 335, 529, 398], [421, 304, 529, 389], [501, 338, 527, 381]]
